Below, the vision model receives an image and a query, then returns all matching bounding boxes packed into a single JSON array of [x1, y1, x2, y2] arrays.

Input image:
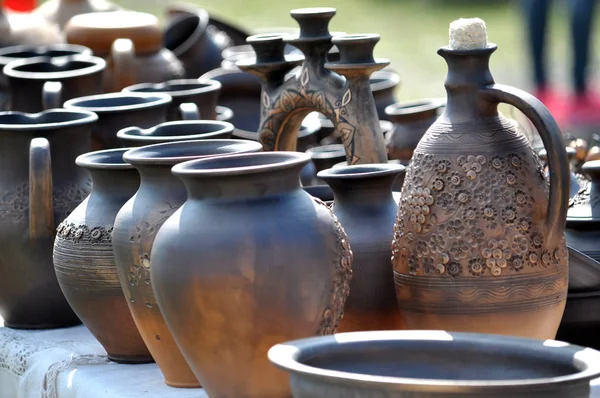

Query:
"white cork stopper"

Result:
[[449, 18, 488, 50]]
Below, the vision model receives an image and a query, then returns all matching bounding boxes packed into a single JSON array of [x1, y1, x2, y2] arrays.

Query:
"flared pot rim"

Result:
[[3, 54, 106, 80], [268, 330, 600, 392], [0, 44, 93, 66], [76, 147, 135, 170], [0, 109, 98, 130], [64, 92, 172, 113], [317, 163, 405, 180], [123, 78, 222, 98], [117, 120, 235, 143]]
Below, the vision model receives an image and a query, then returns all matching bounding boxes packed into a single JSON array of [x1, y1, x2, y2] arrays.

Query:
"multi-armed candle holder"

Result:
[[237, 7, 389, 164]]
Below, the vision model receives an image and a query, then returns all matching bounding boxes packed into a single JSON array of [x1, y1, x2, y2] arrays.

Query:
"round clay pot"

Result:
[[112, 139, 262, 387], [370, 69, 400, 121], [53, 148, 151, 363], [269, 330, 600, 397], [385, 99, 442, 162], [318, 164, 406, 332], [151, 151, 353, 398], [117, 120, 235, 147]]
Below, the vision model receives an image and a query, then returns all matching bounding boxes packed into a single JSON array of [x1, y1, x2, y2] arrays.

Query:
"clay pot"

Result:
[[269, 331, 600, 397], [65, 11, 185, 92], [385, 99, 442, 162], [304, 144, 347, 186], [117, 120, 234, 147], [53, 148, 151, 363], [370, 69, 401, 121], [123, 79, 232, 123], [319, 164, 406, 332], [0, 109, 96, 328], [0, 5, 63, 48], [393, 38, 569, 338], [34, 0, 121, 30], [64, 92, 172, 150], [151, 151, 353, 398], [112, 139, 262, 387], [3, 54, 105, 112]]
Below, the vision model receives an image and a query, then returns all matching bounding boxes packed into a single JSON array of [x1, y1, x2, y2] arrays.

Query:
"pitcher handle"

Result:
[[179, 102, 200, 120], [111, 38, 136, 92], [42, 81, 62, 110], [29, 138, 54, 240], [479, 84, 569, 244]]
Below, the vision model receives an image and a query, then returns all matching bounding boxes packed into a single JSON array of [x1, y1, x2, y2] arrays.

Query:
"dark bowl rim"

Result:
[[369, 69, 401, 92], [64, 92, 172, 113], [0, 44, 93, 65], [317, 163, 405, 180], [3, 54, 106, 79], [268, 330, 600, 392], [123, 78, 222, 98], [0, 109, 98, 130], [116, 120, 235, 142], [76, 147, 135, 170]]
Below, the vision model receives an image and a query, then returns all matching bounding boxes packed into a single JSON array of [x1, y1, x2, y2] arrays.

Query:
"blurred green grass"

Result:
[[98, 0, 600, 100]]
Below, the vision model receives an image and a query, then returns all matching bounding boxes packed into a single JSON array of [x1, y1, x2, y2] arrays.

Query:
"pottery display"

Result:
[[237, 8, 389, 164], [64, 11, 185, 92], [117, 120, 234, 147], [3, 54, 105, 112], [53, 148, 151, 363], [392, 19, 570, 339], [151, 152, 353, 397], [305, 144, 347, 186], [123, 79, 232, 122], [370, 69, 401, 121], [34, 0, 121, 29], [318, 164, 406, 332], [0, 3, 63, 47], [64, 92, 172, 150], [269, 331, 600, 397], [0, 108, 97, 328], [385, 99, 442, 162], [112, 139, 262, 387]]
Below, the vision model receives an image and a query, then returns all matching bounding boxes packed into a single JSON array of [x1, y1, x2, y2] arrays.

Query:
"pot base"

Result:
[[164, 380, 202, 389], [3, 320, 81, 330]]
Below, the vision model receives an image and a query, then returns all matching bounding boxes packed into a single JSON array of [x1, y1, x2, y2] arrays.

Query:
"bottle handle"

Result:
[[111, 38, 136, 92], [178, 102, 200, 120], [29, 137, 54, 240], [479, 84, 569, 244], [42, 81, 62, 110]]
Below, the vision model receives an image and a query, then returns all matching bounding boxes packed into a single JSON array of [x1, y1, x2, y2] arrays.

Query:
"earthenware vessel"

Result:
[[393, 20, 570, 339], [0, 109, 96, 328], [370, 69, 400, 121], [117, 120, 234, 147], [123, 79, 232, 122], [269, 330, 600, 397], [65, 11, 185, 92], [319, 164, 406, 332], [64, 92, 172, 150], [3, 54, 105, 112], [112, 139, 262, 387], [35, 0, 121, 29], [385, 99, 442, 162], [305, 144, 347, 186], [53, 148, 151, 363], [151, 151, 353, 398]]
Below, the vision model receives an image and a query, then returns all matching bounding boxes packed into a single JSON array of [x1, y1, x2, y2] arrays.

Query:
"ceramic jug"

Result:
[[392, 19, 570, 339], [0, 108, 97, 328]]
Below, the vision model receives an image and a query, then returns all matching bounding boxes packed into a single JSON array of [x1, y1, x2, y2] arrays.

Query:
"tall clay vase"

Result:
[[112, 139, 263, 387], [151, 152, 353, 398], [53, 148, 151, 363], [392, 43, 570, 338], [318, 164, 406, 332]]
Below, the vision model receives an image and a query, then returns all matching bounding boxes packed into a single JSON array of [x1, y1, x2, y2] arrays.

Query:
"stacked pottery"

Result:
[[53, 148, 151, 363], [318, 164, 406, 332], [112, 139, 262, 387], [393, 18, 569, 338], [150, 152, 353, 397]]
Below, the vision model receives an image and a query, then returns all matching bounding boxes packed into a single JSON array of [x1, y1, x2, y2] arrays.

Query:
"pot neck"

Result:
[[439, 46, 497, 122], [136, 164, 186, 196], [87, 168, 140, 200]]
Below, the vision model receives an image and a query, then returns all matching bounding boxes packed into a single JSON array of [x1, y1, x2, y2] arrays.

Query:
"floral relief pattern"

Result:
[[392, 151, 568, 278]]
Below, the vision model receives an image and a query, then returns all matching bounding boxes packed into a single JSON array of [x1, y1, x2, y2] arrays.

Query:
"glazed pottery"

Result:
[[3, 54, 105, 112], [0, 109, 97, 328], [0, 3, 63, 47], [117, 120, 234, 147], [112, 139, 262, 387], [64, 11, 185, 92], [151, 151, 353, 398], [123, 79, 231, 122], [164, 10, 225, 77], [53, 148, 151, 363], [269, 330, 600, 397], [34, 0, 121, 29], [392, 21, 570, 339], [64, 92, 172, 150], [385, 99, 442, 161], [319, 164, 406, 332]]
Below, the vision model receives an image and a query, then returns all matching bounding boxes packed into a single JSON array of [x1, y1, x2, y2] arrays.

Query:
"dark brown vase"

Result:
[[117, 120, 234, 147], [392, 31, 570, 338], [53, 148, 151, 363], [150, 152, 353, 398], [0, 109, 97, 328], [64, 92, 172, 150], [318, 164, 406, 332], [112, 139, 262, 387], [385, 99, 442, 162]]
